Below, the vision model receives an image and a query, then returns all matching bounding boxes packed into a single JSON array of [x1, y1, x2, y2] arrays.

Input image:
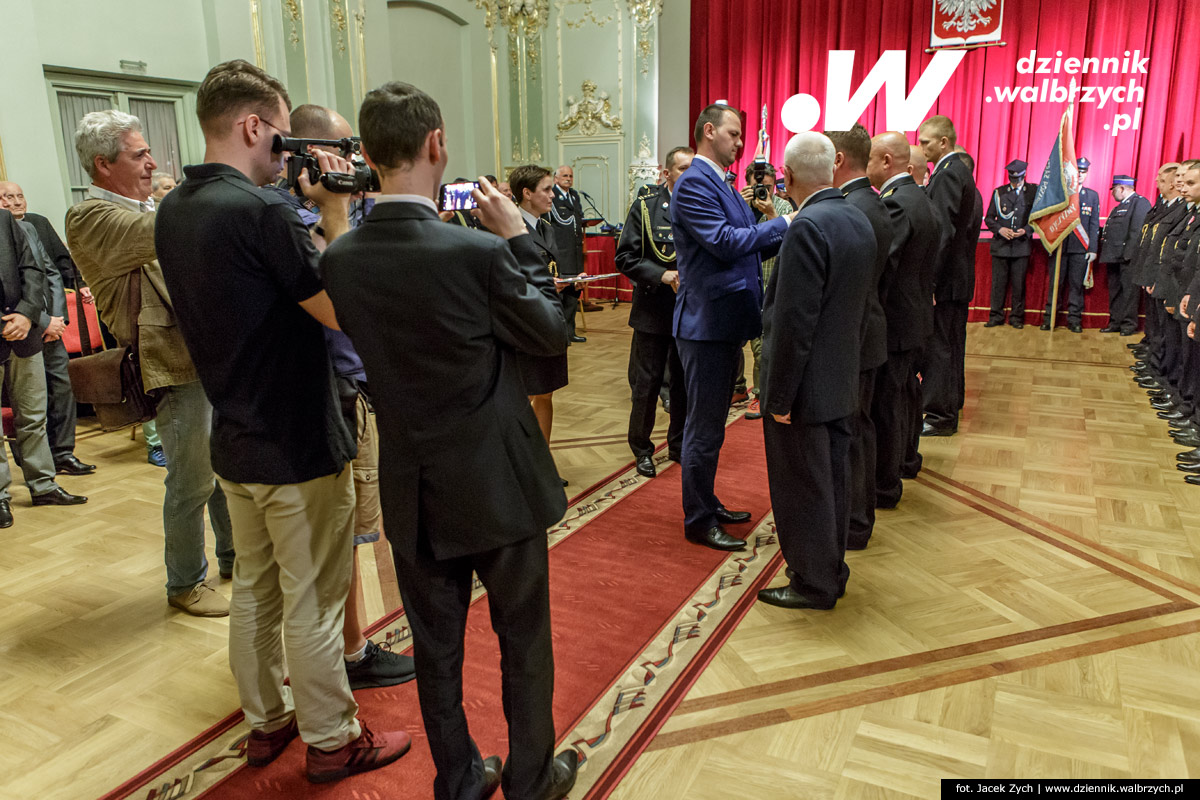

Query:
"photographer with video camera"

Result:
[[154, 60, 410, 783], [739, 160, 791, 420]]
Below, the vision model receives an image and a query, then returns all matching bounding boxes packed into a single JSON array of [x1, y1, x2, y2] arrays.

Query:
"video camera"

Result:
[[273, 135, 380, 194], [749, 158, 773, 203]]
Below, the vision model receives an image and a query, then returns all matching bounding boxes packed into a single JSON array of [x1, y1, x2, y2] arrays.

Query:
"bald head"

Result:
[[908, 146, 928, 184], [290, 103, 353, 140], [0, 181, 26, 219], [866, 132, 911, 189]]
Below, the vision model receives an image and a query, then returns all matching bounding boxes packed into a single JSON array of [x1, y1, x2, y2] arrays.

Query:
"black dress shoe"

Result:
[[0, 500, 11, 529], [1040, 321, 1052, 331], [561, 477, 569, 487], [714, 506, 752, 525], [684, 525, 747, 551], [1173, 434, 1200, 448], [635, 455, 656, 478], [1131, 361, 1148, 371], [757, 585, 836, 610], [1158, 409, 1188, 421], [1151, 400, 1177, 411], [1176, 462, 1200, 473], [1185, 474, 1200, 486], [1011, 321, 1025, 329], [481, 755, 502, 799], [1177, 449, 1200, 461], [921, 422, 956, 437], [31, 487, 88, 506], [54, 455, 96, 476], [568, 334, 587, 343], [1128, 341, 1145, 349], [1100, 324, 1121, 333], [1068, 323, 1083, 333], [984, 320, 1003, 328], [546, 750, 579, 800], [1120, 329, 1137, 336]]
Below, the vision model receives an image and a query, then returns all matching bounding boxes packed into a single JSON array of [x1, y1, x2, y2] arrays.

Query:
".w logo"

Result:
[[781, 50, 966, 133]]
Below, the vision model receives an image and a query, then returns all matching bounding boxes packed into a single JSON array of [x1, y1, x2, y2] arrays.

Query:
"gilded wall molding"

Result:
[[477, 1, 550, 77], [558, 80, 621, 136], [628, 0, 662, 74], [559, 0, 614, 29], [249, 0, 267, 68], [284, 0, 303, 47], [329, 0, 349, 57], [556, 1, 623, 147]]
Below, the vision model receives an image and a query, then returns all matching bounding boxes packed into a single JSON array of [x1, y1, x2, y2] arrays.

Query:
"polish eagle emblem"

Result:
[[936, 0, 997, 33]]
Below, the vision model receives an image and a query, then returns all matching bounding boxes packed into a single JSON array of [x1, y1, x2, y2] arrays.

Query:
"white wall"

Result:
[[657, 0, 692, 158]]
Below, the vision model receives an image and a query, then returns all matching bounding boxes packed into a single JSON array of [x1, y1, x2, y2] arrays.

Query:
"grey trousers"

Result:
[[0, 352, 60, 499]]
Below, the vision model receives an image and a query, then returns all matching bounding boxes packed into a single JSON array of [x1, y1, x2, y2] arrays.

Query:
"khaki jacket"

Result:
[[64, 198, 197, 391]]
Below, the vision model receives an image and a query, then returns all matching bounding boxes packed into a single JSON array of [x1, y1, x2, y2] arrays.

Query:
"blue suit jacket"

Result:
[[670, 160, 789, 342]]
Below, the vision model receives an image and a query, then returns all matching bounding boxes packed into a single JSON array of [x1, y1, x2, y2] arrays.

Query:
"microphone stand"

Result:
[[578, 191, 621, 308]]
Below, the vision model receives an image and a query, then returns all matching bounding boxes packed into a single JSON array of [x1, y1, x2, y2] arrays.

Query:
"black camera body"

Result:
[[273, 135, 381, 194], [750, 159, 772, 203]]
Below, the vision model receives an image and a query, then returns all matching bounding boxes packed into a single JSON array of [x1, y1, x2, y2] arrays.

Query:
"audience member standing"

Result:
[[826, 125, 893, 549], [984, 160, 1038, 328], [1043, 158, 1100, 332], [867, 132, 940, 505], [323, 81, 577, 800], [1099, 174, 1152, 335], [67, 111, 225, 616], [0, 181, 95, 476], [670, 103, 792, 553], [757, 132, 875, 610], [154, 60, 408, 783], [549, 165, 587, 343], [917, 115, 978, 437], [615, 146, 693, 478]]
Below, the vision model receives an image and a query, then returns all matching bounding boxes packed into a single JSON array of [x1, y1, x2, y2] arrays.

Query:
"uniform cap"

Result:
[[1111, 174, 1135, 187], [1077, 157, 1091, 171], [1006, 159, 1027, 176]]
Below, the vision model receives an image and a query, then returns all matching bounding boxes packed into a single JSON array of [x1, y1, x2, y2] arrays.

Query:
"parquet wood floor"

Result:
[[1, 312, 1197, 800]]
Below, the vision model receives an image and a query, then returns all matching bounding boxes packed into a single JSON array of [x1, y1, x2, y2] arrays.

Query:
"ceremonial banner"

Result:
[[1029, 107, 1086, 253], [930, 0, 1004, 49]]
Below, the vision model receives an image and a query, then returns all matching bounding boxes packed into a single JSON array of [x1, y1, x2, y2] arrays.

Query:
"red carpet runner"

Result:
[[105, 416, 782, 800]]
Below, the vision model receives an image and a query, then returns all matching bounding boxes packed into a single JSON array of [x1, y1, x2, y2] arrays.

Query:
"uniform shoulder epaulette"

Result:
[[637, 183, 663, 200]]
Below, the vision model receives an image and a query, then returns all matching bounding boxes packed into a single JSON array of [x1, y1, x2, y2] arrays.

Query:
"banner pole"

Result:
[[1049, 246, 1063, 336]]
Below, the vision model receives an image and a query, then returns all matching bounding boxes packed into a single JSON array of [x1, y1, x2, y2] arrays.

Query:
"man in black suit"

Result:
[[548, 165, 587, 342], [1131, 164, 1185, 381], [918, 116, 978, 436], [1043, 158, 1100, 332], [867, 132, 940, 504], [826, 125, 893, 549], [616, 146, 693, 478], [0, 182, 96, 476], [984, 160, 1038, 328], [1099, 174, 1153, 335], [322, 81, 577, 800], [757, 132, 875, 610]]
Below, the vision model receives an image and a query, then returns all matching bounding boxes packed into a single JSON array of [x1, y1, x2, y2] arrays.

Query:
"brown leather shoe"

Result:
[[306, 723, 411, 784], [247, 718, 299, 766], [167, 581, 229, 617]]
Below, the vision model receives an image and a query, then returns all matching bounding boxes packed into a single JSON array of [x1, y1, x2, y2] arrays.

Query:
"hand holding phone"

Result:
[[439, 181, 480, 211]]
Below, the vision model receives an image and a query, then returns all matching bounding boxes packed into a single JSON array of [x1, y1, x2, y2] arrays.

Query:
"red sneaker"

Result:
[[246, 718, 299, 766], [745, 398, 762, 419], [306, 723, 411, 784]]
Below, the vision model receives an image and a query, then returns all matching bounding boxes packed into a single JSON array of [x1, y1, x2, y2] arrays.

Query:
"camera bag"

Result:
[[66, 273, 159, 431]]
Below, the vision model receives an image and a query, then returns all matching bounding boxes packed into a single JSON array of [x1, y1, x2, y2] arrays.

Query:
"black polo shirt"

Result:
[[155, 162, 355, 485]]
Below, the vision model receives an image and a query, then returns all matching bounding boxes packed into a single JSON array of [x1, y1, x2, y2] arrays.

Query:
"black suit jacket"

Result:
[[615, 186, 677, 335], [926, 153, 980, 302], [760, 188, 875, 424], [546, 185, 585, 276], [841, 177, 893, 372], [0, 209, 47, 359], [879, 175, 940, 352], [984, 181, 1038, 257], [1099, 192, 1152, 263], [23, 211, 81, 289], [321, 201, 568, 561], [1135, 200, 1188, 287]]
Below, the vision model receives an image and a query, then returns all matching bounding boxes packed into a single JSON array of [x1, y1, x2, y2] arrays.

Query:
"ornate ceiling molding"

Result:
[[558, 80, 621, 136]]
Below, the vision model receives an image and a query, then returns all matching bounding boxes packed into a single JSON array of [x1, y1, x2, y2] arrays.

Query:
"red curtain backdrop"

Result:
[[689, 0, 1200, 216]]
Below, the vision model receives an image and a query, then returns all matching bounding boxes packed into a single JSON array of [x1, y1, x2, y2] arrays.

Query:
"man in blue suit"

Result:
[[671, 104, 793, 551]]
